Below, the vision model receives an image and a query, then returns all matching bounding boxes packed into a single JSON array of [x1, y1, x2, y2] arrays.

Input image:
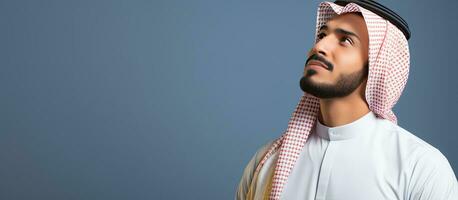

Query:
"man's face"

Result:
[[300, 13, 369, 99]]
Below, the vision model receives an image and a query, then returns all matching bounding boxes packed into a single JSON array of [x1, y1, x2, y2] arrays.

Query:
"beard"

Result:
[[299, 66, 367, 99]]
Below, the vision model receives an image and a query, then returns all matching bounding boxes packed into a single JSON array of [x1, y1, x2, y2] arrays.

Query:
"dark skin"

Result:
[[304, 13, 370, 127]]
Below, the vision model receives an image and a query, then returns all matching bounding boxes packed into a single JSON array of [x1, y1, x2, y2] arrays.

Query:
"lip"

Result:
[[306, 60, 328, 70]]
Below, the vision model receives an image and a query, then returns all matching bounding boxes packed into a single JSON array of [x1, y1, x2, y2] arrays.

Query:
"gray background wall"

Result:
[[1, 0, 456, 199]]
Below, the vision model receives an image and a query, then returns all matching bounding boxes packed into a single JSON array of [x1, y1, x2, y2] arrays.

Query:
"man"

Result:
[[236, 1, 458, 200]]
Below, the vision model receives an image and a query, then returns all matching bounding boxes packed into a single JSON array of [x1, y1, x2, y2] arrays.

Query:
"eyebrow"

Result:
[[319, 25, 361, 42]]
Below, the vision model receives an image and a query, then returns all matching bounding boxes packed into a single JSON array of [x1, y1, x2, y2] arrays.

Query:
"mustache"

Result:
[[305, 54, 333, 71]]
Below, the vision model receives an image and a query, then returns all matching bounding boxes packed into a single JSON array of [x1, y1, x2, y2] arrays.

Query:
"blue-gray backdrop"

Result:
[[1, 0, 456, 199]]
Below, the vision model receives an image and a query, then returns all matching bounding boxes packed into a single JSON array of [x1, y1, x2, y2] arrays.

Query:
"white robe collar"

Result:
[[315, 111, 377, 141]]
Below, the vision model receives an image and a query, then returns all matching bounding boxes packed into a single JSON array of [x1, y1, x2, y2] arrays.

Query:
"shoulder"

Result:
[[241, 139, 276, 177], [374, 118, 439, 160], [235, 139, 276, 200], [377, 118, 453, 167], [406, 145, 458, 199], [376, 119, 458, 199]]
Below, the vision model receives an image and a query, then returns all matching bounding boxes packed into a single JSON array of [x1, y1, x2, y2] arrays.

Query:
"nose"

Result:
[[311, 35, 332, 58]]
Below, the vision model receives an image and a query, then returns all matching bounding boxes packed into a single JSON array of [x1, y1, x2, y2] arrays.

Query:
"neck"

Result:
[[317, 80, 370, 127]]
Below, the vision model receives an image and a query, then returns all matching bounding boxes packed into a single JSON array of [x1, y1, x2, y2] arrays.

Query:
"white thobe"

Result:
[[236, 111, 458, 200]]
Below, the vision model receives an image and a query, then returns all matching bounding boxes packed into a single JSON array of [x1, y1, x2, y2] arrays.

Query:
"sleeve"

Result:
[[408, 148, 458, 200], [235, 140, 274, 200]]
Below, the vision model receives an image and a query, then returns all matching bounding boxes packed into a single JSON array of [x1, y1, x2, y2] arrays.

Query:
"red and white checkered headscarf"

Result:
[[255, 1, 410, 199]]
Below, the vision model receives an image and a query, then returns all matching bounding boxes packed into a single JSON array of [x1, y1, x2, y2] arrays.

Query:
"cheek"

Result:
[[335, 50, 364, 72], [306, 49, 314, 58]]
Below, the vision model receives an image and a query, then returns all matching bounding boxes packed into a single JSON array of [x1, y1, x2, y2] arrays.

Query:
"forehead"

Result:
[[322, 13, 368, 38]]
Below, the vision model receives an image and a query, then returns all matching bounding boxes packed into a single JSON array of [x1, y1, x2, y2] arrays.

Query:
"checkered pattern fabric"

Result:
[[253, 2, 410, 199]]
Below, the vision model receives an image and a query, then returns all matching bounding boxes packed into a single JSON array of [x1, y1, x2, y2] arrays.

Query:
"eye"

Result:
[[317, 32, 326, 40], [340, 36, 353, 45]]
